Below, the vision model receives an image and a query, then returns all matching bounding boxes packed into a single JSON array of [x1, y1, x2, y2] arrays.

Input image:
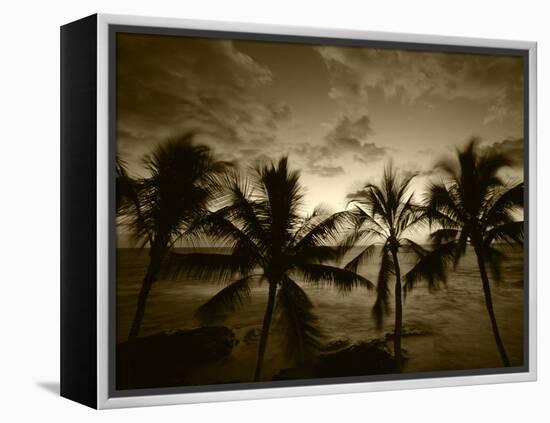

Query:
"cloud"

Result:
[[284, 113, 389, 177], [400, 168, 437, 180], [117, 33, 290, 172], [316, 46, 524, 124], [288, 114, 386, 177], [345, 187, 370, 201], [483, 137, 524, 167], [325, 115, 386, 163], [307, 164, 345, 177]]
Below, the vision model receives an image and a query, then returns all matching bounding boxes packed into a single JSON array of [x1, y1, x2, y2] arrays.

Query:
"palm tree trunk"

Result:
[[391, 250, 403, 372], [254, 281, 278, 381], [473, 245, 511, 367], [127, 254, 161, 342]]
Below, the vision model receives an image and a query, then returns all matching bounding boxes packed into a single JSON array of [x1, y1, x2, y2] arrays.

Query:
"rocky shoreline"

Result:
[[117, 326, 237, 389], [116, 326, 424, 389]]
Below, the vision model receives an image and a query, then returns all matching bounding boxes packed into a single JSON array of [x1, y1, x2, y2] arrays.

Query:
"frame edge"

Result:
[[95, 13, 538, 409]]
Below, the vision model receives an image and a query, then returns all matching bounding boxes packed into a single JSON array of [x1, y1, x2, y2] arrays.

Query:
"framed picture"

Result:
[[60, 13, 537, 409]]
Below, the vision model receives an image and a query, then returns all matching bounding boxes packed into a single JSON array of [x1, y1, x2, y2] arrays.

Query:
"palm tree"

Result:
[[406, 138, 523, 367], [120, 134, 230, 342], [116, 156, 138, 215], [163, 157, 373, 381], [344, 164, 426, 371]]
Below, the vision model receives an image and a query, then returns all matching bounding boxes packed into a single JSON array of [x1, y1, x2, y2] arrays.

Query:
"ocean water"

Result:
[[116, 245, 524, 383]]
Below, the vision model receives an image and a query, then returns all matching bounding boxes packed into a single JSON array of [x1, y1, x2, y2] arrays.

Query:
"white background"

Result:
[[0, 0, 548, 421]]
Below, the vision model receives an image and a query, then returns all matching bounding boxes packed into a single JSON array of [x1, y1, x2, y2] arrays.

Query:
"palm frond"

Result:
[[161, 252, 254, 284], [328, 227, 380, 268], [396, 172, 416, 205], [344, 243, 377, 274], [338, 226, 381, 251], [350, 205, 389, 237], [478, 148, 513, 189], [361, 184, 390, 225], [292, 205, 330, 242], [424, 182, 464, 228], [433, 138, 517, 226], [297, 263, 374, 292], [398, 204, 428, 236], [394, 192, 414, 232], [221, 171, 270, 250], [195, 275, 254, 322], [294, 210, 358, 251], [403, 239, 457, 296], [256, 157, 304, 251], [276, 276, 322, 363], [485, 221, 524, 246], [382, 163, 399, 217], [483, 183, 524, 227], [347, 166, 422, 242], [115, 156, 138, 214], [189, 208, 263, 260], [429, 228, 459, 245], [126, 135, 230, 247]]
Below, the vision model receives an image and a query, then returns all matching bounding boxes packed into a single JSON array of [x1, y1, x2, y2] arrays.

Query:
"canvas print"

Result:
[[114, 31, 526, 391]]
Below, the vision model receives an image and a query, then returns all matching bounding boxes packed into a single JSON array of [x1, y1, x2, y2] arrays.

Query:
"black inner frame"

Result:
[[108, 24, 531, 398]]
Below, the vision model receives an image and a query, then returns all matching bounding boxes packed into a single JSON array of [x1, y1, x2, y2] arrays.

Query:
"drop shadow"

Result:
[[36, 381, 60, 396]]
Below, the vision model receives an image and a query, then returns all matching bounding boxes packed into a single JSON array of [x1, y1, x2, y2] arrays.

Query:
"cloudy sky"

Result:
[[116, 32, 524, 216]]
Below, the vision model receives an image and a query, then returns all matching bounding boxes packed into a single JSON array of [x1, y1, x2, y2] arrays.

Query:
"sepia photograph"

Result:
[[114, 31, 526, 391]]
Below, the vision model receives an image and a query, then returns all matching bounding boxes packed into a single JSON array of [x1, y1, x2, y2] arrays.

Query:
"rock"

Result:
[[320, 338, 352, 353], [272, 340, 396, 381], [316, 340, 395, 377], [117, 326, 236, 389]]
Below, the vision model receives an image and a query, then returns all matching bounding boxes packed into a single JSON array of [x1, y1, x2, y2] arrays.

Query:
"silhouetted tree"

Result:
[[121, 134, 230, 342], [163, 158, 372, 381], [406, 138, 523, 367], [345, 164, 427, 371], [115, 156, 137, 214]]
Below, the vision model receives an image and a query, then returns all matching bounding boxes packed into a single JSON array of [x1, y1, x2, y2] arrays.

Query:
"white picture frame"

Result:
[[60, 13, 537, 409]]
